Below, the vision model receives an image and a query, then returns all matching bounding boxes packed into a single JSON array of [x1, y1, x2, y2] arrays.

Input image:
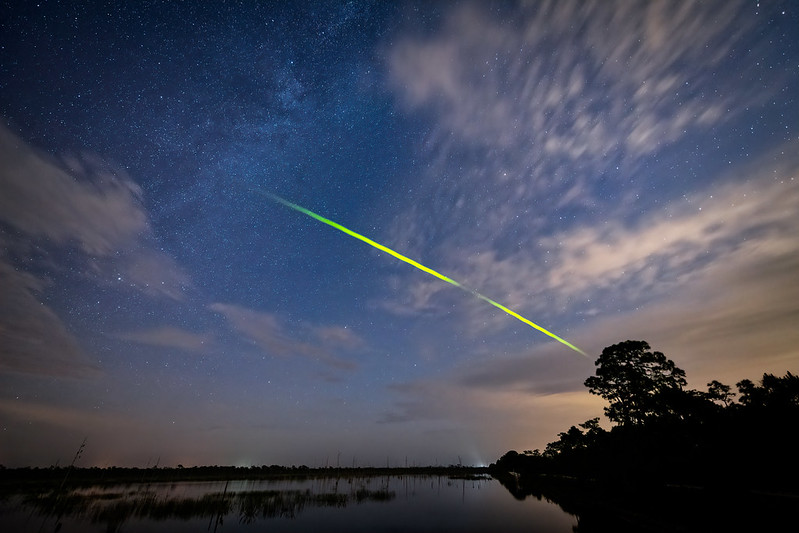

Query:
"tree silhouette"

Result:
[[584, 340, 687, 425], [491, 340, 798, 516], [705, 380, 734, 407], [737, 371, 799, 409], [543, 417, 607, 459]]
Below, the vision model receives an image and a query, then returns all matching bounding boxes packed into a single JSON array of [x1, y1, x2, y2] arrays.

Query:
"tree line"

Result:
[[491, 340, 799, 491]]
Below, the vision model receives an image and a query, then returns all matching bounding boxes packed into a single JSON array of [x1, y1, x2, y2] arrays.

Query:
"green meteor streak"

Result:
[[264, 192, 586, 356]]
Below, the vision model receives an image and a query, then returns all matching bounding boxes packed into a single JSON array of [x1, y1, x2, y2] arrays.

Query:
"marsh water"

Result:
[[0, 474, 577, 532]]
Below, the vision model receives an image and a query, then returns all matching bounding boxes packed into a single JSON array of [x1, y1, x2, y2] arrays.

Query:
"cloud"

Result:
[[457, 347, 590, 396], [0, 259, 99, 378], [313, 325, 366, 350], [543, 157, 799, 300], [0, 123, 189, 299], [0, 123, 192, 378], [118, 248, 191, 300], [389, 0, 753, 157], [384, 145, 799, 337], [210, 303, 361, 370], [0, 397, 135, 432], [378, 145, 798, 454], [0, 125, 147, 254], [115, 326, 212, 353], [378, 373, 606, 456], [384, 0, 772, 262], [381, 195, 798, 447], [561, 244, 799, 389], [0, 397, 152, 466]]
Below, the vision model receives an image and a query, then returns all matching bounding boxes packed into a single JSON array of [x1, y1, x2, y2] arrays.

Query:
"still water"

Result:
[[1, 475, 576, 532]]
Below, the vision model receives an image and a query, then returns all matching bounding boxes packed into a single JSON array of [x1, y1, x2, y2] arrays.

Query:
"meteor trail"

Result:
[[263, 192, 586, 356]]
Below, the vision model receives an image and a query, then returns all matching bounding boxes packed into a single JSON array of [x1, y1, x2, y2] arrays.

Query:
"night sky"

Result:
[[1, 1, 797, 468]]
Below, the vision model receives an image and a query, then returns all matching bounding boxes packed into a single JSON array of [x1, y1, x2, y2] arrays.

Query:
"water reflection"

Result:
[[492, 473, 797, 533], [0, 475, 577, 532]]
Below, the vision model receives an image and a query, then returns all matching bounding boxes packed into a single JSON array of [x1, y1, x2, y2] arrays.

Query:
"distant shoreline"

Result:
[[0, 465, 490, 492]]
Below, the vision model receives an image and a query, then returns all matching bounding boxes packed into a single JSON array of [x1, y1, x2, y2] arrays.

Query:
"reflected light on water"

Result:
[[0, 474, 576, 533]]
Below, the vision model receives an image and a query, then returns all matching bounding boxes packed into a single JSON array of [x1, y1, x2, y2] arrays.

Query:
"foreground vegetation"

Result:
[[489, 340, 798, 529], [492, 340, 798, 488], [0, 466, 491, 531], [11, 482, 400, 529]]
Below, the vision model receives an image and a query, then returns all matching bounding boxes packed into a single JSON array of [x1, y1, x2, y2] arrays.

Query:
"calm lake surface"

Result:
[[0, 475, 577, 532]]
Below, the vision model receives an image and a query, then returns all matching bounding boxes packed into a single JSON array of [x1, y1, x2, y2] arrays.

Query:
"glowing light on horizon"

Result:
[[263, 192, 586, 356]]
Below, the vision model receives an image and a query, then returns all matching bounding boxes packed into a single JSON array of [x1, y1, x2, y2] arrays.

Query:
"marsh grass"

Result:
[[14, 479, 399, 530], [1, 467, 486, 531]]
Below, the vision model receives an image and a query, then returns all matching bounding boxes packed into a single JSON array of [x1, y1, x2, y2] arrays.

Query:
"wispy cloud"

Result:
[[115, 326, 212, 353], [543, 175, 798, 303], [379, 144, 798, 450], [457, 348, 589, 396], [313, 325, 366, 350], [0, 126, 147, 254], [560, 238, 799, 389], [382, 217, 798, 448], [210, 303, 361, 370], [0, 123, 194, 378], [0, 397, 137, 431], [379, 374, 605, 456], [0, 397, 159, 467], [451, 151, 799, 392], [0, 124, 189, 299], [0, 260, 99, 378], [385, 0, 773, 271], [383, 144, 799, 336], [390, 0, 755, 158]]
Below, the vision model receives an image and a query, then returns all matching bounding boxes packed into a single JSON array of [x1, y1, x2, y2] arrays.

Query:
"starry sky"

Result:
[[1, 1, 797, 468]]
